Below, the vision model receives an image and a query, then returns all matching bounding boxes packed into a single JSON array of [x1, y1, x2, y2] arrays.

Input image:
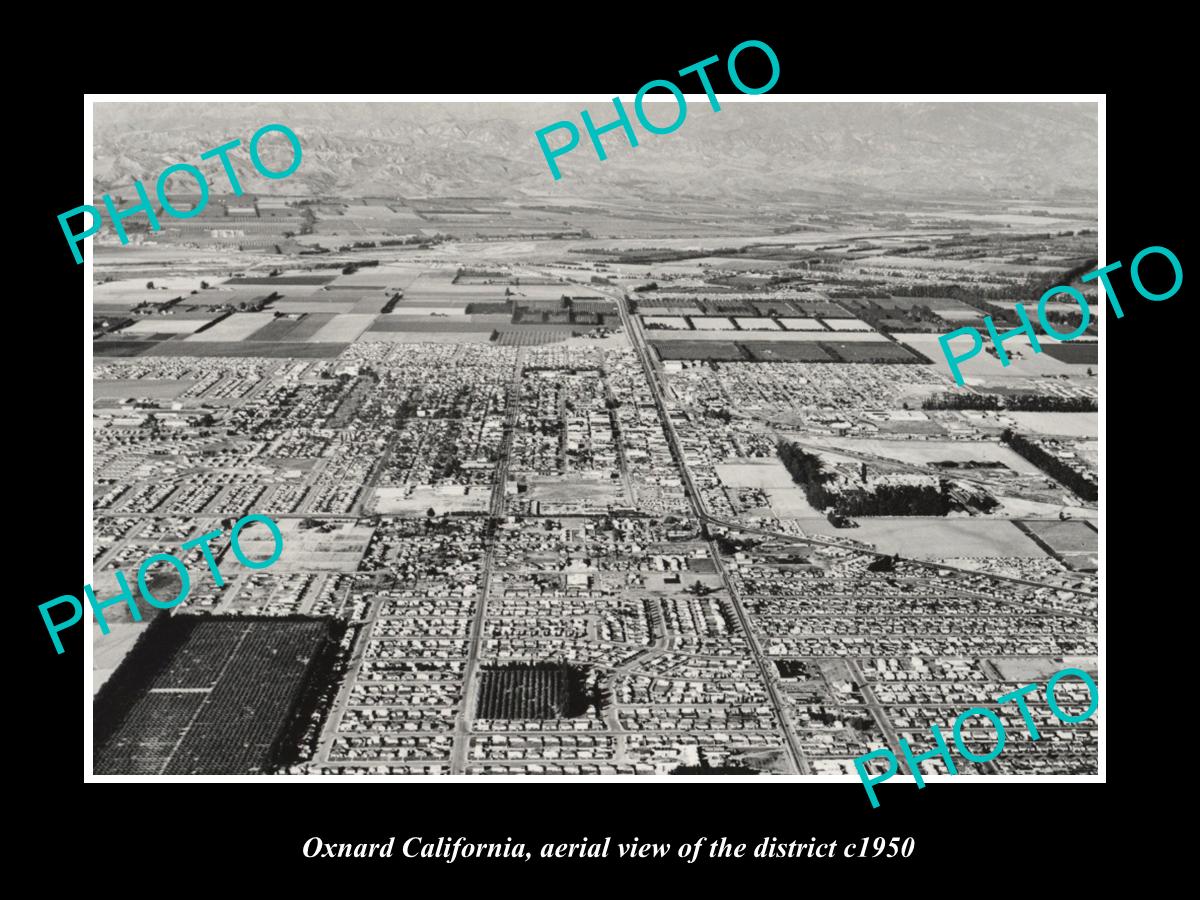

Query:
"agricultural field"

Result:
[[186, 312, 277, 342], [305, 314, 377, 343], [1019, 519, 1098, 570], [94, 616, 345, 775], [146, 341, 351, 358], [120, 319, 210, 336], [734, 317, 781, 330], [822, 341, 925, 363], [494, 328, 580, 347], [369, 318, 494, 333], [650, 329, 883, 343], [1041, 342, 1099, 364], [365, 331, 491, 345], [653, 341, 745, 361], [776, 318, 828, 330], [824, 318, 875, 332]]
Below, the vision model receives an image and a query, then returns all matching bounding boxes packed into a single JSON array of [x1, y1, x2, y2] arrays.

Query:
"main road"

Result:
[[581, 278, 813, 775], [451, 348, 525, 773]]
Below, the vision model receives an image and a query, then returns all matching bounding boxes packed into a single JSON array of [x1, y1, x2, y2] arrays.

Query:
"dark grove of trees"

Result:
[[777, 441, 953, 516], [1001, 430, 1097, 501], [923, 393, 1097, 412]]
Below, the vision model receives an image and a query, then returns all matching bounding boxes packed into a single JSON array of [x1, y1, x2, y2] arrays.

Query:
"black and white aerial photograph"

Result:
[[86, 99, 1100, 780]]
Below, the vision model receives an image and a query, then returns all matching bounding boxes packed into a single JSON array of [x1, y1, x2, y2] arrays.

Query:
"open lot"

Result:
[[94, 379, 196, 400], [803, 517, 1048, 557], [1004, 412, 1097, 438], [370, 485, 491, 514], [242, 519, 374, 573], [813, 438, 1044, 475], [716, 461, 797, 488]]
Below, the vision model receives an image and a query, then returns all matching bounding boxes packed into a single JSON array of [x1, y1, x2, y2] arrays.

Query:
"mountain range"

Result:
[[93, 101, 1098, 207]]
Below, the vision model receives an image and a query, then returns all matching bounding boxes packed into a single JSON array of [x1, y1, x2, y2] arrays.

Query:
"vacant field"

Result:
[[716, 461, 796, 488], [1041, 342, 1098, 364], [93, 379, 196, 400], [895, 333, 1073, 377], [803, 517, 1048, 557], [524, 478, 624, 503], [94, 615, 344, 774], [764, 486, 824, 517], [998, 413, 1096, 440], [249, 519, 375, 573], [186, 312, 276, 342], [814, 438, 1044, 475], [370, 485, 490, 514], [992, 657, 1084, 682]]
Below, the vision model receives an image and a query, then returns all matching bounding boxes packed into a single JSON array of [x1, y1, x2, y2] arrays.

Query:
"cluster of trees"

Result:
[[476, 662, 596, 719], [1001, 430, 1098, 501], [777, 442, 954, 517], [923, 393, 1097, 412]]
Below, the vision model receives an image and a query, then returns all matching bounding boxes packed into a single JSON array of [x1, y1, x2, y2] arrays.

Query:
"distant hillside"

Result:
[[93, 101, 1098, 206]]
